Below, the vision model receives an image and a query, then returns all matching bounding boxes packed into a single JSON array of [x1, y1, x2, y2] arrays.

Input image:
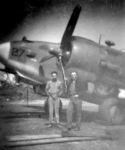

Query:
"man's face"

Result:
[[71, 72, 77, 80], [51, 73, 57, 80]]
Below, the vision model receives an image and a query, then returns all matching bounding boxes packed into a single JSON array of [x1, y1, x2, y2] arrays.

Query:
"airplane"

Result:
[[0, 4, 125, 125]]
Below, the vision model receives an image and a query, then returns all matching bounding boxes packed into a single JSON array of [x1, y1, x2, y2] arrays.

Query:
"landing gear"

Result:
[[44, 97, 63, 114], [99, 98, 125, 125], [33, 84, 47, 96]]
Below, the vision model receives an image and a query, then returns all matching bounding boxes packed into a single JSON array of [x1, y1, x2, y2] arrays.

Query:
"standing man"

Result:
[[45, 71, 63, 128], [66, 71, 86, 131]]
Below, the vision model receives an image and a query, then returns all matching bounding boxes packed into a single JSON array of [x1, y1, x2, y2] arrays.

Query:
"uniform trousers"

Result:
[[48, 96, 60, 124], [67, 97, 82, 129]]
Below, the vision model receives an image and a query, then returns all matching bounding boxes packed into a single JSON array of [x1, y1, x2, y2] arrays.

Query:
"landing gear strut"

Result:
[[33, 84, 47, 96]]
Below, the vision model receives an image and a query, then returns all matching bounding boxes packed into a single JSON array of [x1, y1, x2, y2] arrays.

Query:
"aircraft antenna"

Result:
[[99, 34, 102, 44]]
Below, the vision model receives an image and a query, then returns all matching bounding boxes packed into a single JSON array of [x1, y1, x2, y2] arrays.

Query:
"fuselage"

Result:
[[0, 36, 125, 104], [65, 36, 125, 88]]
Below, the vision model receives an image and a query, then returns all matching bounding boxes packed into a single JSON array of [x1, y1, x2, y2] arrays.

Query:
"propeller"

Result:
[[60, 4, 81, 50], [40, 5, 82, 92], [40, 55, 55, 63], [41, 4, 81, 61]]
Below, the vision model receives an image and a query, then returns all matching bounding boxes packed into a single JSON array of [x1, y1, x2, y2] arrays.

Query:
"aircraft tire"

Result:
[[33, 85, 47, 96], [44, 97, 62, 114], [99, 98, 125, 125]]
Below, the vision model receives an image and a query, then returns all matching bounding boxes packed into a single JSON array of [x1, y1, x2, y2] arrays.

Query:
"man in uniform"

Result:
[[66, 71, 86, 131], [45, 71, 63, 128]]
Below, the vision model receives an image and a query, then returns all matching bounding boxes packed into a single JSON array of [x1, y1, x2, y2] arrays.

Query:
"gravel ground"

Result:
[[0, 100, 125, 150]]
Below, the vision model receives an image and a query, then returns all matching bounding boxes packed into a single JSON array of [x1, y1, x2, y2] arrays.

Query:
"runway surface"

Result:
[[0, 99, 125, 150]]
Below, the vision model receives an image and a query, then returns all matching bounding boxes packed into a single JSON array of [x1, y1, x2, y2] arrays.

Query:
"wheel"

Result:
[[99, 98, 125, 125], [44, 97, 62, 114], [33, 85, 47, 96]]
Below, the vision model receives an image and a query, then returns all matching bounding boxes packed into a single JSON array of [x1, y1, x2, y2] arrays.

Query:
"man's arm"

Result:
[[45, 82, 50, 96]]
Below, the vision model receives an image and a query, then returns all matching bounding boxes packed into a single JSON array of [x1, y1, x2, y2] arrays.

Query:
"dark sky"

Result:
[[0, 0, 44, 41], [0, 0, 124, 49]]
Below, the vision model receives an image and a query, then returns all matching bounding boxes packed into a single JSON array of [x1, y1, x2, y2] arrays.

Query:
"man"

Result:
[[66, 71, 86, 131], [45, 71, 63, 128]]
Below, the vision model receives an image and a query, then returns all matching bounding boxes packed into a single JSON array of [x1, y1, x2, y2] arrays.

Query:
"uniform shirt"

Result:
[[46, 80, 62, 94], [67, 78, 88, 98]]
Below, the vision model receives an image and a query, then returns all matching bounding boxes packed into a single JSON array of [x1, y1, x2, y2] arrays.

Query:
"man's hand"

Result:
[[64, 77, 67, 81], [49, 93, 59, 100]]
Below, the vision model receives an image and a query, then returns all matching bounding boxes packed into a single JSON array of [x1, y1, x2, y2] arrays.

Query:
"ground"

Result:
[[0, 98, 125, 150]]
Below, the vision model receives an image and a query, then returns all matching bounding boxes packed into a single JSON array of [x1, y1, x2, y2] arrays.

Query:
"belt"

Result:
[[72, 95, 79, 97]]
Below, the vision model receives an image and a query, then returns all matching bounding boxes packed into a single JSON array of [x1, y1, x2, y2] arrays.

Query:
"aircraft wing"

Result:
[[16, 71, 50, 85]]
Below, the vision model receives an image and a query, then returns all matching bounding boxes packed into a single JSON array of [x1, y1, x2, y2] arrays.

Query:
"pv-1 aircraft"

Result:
[[0, 4, 125, 125]]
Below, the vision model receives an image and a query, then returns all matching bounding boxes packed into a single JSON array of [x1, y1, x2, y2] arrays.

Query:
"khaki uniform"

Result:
[[66, 79, 87, 129], [45, 80, 63, 124]]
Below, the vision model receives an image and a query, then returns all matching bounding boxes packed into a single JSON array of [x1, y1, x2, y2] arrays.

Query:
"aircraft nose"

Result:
[[0, 42, 11, 64]]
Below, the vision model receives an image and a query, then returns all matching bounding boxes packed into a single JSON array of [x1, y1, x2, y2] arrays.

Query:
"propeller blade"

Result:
[[40, 55, 55, 63], [61, 4, 81, 50], [58, 55, 67, 93], [47, 5, 81, 67]]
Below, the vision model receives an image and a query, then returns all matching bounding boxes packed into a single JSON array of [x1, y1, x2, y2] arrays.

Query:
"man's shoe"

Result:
[[74, 127, 80, 131], [56, 124, 62, 128], [47, 124, 53, 128], [67, 127, 72, 131]]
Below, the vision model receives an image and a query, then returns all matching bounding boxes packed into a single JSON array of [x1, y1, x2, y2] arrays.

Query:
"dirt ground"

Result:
[[1, 99, 125, 150]]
